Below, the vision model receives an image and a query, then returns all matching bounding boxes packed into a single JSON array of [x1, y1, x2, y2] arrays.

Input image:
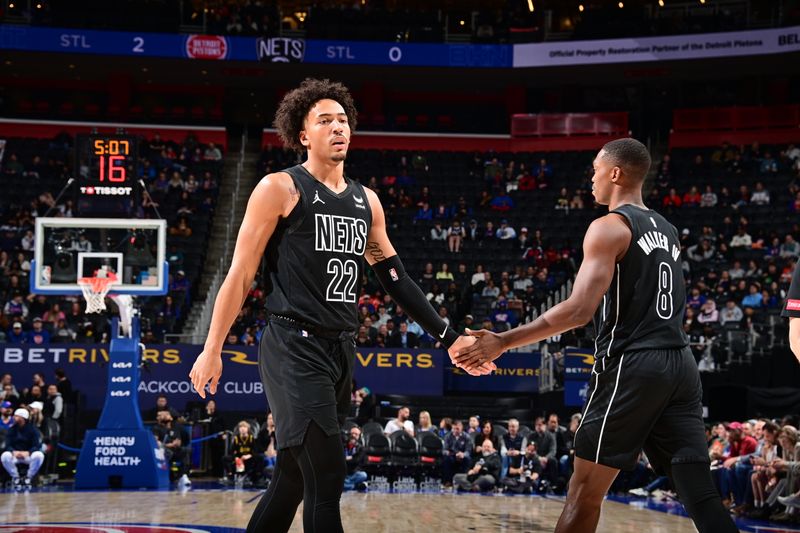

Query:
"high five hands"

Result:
[[448, 328, 507, 376]]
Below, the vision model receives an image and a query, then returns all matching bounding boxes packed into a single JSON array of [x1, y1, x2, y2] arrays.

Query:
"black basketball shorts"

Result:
[[257, 320, 354, 450], [574, 346, 709, 472]]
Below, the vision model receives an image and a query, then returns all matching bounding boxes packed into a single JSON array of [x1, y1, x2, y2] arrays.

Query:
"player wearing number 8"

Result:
[[188, 79, 488, 533], [451, 138, 736, 533]]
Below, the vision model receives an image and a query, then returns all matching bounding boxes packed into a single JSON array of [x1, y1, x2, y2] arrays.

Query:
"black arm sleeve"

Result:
[[783, 263, 800, 318], [372, 255, 460, 348]]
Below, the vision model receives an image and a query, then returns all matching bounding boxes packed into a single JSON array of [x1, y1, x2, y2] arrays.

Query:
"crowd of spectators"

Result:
[[13, 0, 790, 45], [143, 390, 800, 528], [0, 369, 73, 488], [0, 132, 223, 345], [649, 142, 799, 367]]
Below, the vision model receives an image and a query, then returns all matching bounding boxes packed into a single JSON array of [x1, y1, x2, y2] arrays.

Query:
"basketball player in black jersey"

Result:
[[189, 79, 493, 533], [453, 139, 738, 533], [784, 263, 800, 360]]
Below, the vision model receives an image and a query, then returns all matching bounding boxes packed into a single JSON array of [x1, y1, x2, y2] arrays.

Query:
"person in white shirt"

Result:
[[730, 227, 752, 248], [750, 182, 770, 205], [384, 406, 414, 436]]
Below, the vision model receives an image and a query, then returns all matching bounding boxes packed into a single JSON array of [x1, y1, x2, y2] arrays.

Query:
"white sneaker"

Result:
[[628, 488, 650, 498], [178, 474, 191, 486], [778, 494, 800, 507]]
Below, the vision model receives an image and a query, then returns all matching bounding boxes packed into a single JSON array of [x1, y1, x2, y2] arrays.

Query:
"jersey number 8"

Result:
[[656, 262, 674, 320]]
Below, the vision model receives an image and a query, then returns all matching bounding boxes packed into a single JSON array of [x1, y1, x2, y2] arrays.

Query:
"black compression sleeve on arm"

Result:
[[372, 255, 460, 348]]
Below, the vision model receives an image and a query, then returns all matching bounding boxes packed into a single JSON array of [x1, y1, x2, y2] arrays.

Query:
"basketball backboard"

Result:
[[31, 217, 168, 296]]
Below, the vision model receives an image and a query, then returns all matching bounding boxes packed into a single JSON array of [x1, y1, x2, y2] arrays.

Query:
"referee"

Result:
[[784, 261, 800, 360], [189, 78, 492, 533]]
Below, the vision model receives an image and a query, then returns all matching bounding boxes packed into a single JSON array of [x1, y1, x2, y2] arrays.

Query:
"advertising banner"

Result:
[[514, 25, 800, 67], [445, 352, 541, 393], [0, 343, 445, 411]]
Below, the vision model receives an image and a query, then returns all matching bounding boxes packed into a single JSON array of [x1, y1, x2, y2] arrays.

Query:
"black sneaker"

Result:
[[22, 478, 31, 490], [11, 478, 22, 491]]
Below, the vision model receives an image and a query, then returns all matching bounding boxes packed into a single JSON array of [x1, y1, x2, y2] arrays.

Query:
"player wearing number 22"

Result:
[[453, 138, 737, 533], [189, 78, 492, 533]]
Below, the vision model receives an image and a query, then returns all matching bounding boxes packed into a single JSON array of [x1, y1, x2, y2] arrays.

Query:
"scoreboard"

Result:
[[74, 134, 140, 214]]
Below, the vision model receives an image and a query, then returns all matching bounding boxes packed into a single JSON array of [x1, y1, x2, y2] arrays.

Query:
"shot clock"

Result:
[[74, 134, 140, 214]]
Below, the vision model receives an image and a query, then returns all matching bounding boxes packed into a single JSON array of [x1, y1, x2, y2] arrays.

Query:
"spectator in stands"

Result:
[[343, 426, 367, 491], [730, 226, 753, 248], [490, 192, 514, 212], [417, 411, 435, 434], [533, 158, 552, 187], [715, 421, 758, 507], [384, 406, 414, 436], [748, 420, 780, 517], [687, 239, 715, 263], [203, 142, 223, 164], [742, 284, 763, 309], [443, 419, 471, 483], [701, 185, 718, 208], [555, 188, 570, 212], [729, 261, 746, 280], [467, 416, 481, 435], [430, 221, 446, 242], [503, 440, 544, 494], [4, 293, 29, 321], [663, 188, 682, 208], [491, 300, 519, 332], [759, 152, 778, 175], [21, 384, 44, 407], [781, 235, 800, 259], [526, 417, 556, 471], [42, 303, 65, 328], [548, 414, 570, 477], [387, 321, 419, 349], [474, 420, 502, 453], [414, 202, 433, 222], [1, 408, 45, 489], [495, 219, 517, 240], [201, 400, 227, 478], [1, 384, 19, 407], [145, 394, 180, 421], [751, 182, 770, 205], [466, 219, 481, 242], [26, 318, 50, 345], [153, 411, 190, 486], [0, 401, 13, 430], [502, 418, 524, 476], [43, 384, 62, 423], [447, 220, 465, 253], [698, 300, 719, 325], [224, 420, 262, 487], [7, 321, 26, 343], [683, 186, 702, 207], [454, 439, 501, 492], [482, 279, 500, 299], [436, 263, 454, 283], [0, 375, 18, 401]]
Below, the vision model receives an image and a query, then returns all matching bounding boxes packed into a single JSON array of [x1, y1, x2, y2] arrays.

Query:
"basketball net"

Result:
[[78, 270, 119, 314]]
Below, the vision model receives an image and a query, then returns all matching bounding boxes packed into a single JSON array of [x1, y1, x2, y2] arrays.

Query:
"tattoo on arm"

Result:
[[288, 183, 299, 202], [366, 241, 387, 262]]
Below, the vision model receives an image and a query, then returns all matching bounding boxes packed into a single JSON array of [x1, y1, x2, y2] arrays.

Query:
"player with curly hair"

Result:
[[189, 78, 492, 532]]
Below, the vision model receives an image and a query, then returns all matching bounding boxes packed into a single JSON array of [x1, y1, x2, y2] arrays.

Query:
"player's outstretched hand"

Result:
[[451, 328, 507, 373], [189, 350, 223, 399], [448, 335, 496, 376]]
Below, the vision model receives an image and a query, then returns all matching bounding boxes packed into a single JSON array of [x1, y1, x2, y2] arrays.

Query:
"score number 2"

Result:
[[132, 37, 144, 53]]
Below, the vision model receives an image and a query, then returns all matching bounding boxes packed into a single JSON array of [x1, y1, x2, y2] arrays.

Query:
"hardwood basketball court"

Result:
[[0, 487, 773, 532]]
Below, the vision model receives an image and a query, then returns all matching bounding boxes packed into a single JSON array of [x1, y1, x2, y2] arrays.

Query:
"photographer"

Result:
[[502, 441, 544, 494], [453, 439, 501, 492]]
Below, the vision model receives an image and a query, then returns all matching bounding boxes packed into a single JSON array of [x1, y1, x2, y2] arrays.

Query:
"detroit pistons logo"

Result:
[[0, 526, 241, 533]]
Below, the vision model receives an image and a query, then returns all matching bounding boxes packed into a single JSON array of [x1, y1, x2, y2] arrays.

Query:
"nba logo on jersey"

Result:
[[390, 268, 398, 281]]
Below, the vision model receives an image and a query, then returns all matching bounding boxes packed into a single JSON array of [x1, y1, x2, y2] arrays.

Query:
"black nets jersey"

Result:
[[263, 165, 372, 331], [592, 204, 688, 359], [783, 263, 800, 318]]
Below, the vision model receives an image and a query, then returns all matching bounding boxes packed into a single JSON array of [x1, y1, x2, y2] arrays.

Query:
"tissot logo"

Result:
[[256, 37, 305, 63]]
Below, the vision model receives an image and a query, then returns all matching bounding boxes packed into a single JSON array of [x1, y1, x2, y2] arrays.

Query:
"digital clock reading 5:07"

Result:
[[93, 138, 132, 182]]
